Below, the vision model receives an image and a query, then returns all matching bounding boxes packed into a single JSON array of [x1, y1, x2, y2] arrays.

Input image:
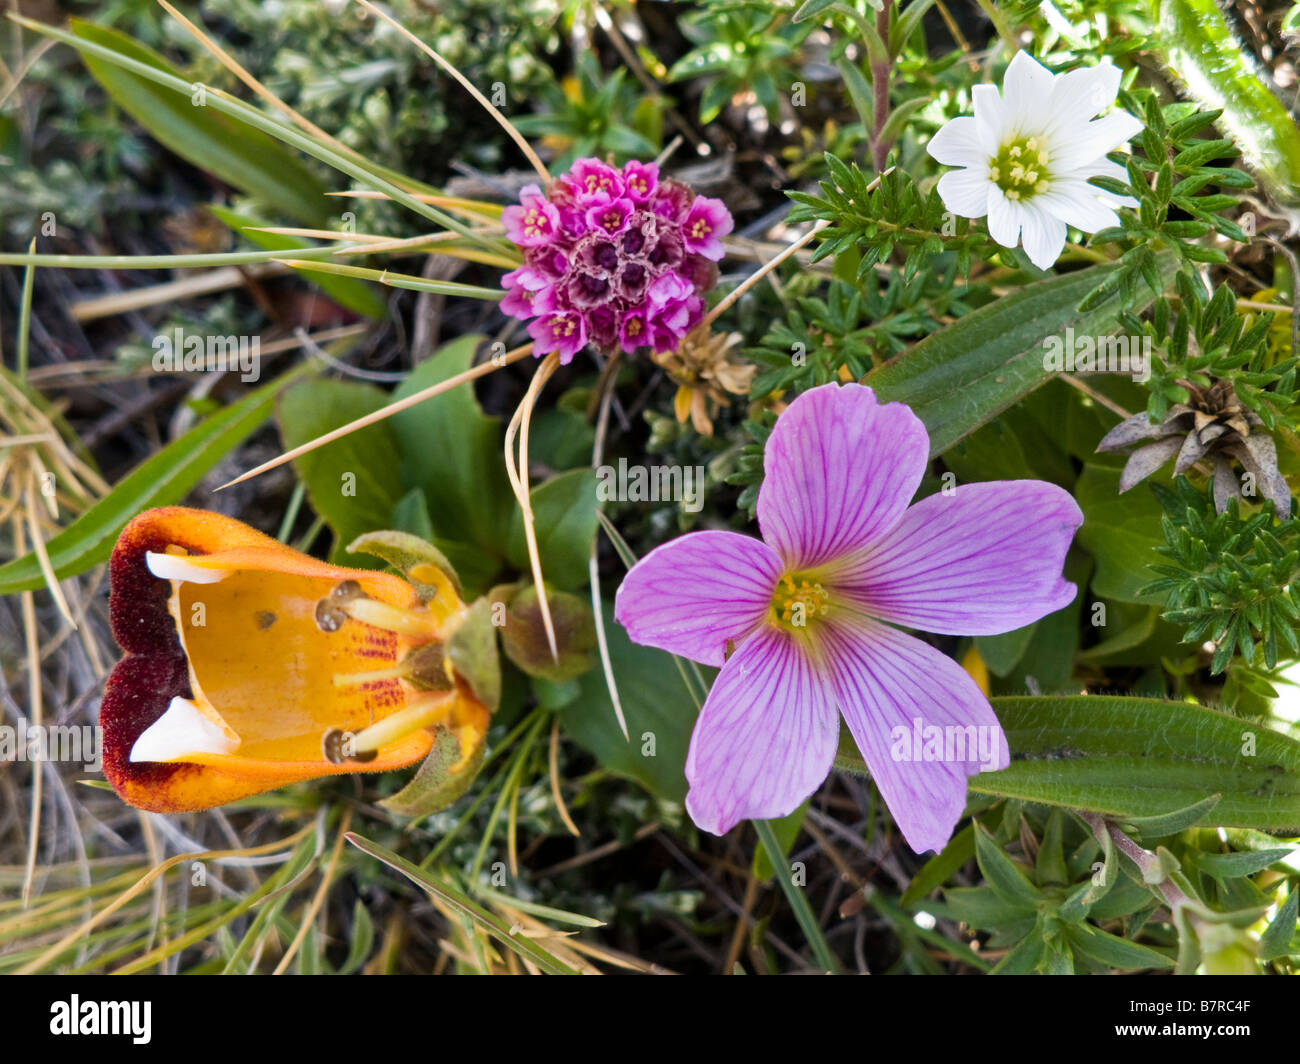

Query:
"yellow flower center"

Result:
[[989, 136, 1050, 201], [523, 207, 551, 238], [771, 573, 830, 631]]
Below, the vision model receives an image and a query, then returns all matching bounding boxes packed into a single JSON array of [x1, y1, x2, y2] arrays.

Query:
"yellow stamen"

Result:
[[332, 662, 414, 688], [771, 573, 830, 630], [338, 598, 440, 641], [348, 691, 456, 756]]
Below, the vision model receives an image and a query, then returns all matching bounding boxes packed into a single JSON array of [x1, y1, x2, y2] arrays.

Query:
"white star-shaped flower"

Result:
[[927, 52, 1143, 269]]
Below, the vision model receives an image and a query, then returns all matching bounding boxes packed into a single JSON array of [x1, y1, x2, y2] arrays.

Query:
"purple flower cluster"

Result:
[[500, 158, 734, 364]]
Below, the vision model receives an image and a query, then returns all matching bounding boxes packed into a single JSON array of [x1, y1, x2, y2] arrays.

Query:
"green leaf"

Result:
[[69, 21, 329, 226], [903, 824, 975, 907], [388, 337, 514, 556], [506, 469, 599, 591], [973, 696, 1300, 833], [753, 802, 809, 880], [1075, 465, 1167, 604], [1007, 552, 1090, 692], [974, 824, 1045, 907], [559, 607, 707, 803], [1156, 0, 1300, 206], [1188, 847, 1296, 878], [792, 0, 838, 21], [1258, 887, 1299, 960], [1120, 793, 1222, 838], [208, 205, 386, 318], [1065, 922, 1174, 970], [988, 926, 1048, 974], [0, 366, 311, 593], [277, 379, 407, 561], [975, 624, 1037, 678], [865, 257, 1175, 456]]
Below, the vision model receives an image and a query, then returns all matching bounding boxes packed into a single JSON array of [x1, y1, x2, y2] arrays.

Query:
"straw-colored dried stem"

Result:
[[215, 342, 535, 490]]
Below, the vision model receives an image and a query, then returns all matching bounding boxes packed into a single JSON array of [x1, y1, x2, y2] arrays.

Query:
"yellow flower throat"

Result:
[[771, 573, 830, 631], [990, 136, 1050, 200]]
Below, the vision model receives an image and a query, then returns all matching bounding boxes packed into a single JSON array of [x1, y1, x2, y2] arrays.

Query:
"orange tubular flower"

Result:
[[102, 507, 491, 813]]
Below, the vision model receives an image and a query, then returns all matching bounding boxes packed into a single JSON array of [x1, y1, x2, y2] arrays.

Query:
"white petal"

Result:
[[971, 84, 1010, 151], [1037, 180, 1123, 232], [1047, 61, 1121, 133], [927, 116, 986, 167], [146, 551, 228, 584], [130, 696, 238, 763], [986, 188, 1023, 248], [1020, 204, 1069, 269], [937, 168, 992, 217], [1067, 157, 1139, 208], [1002, 51, 1056, 136], [1055, 111, 1144, 171]]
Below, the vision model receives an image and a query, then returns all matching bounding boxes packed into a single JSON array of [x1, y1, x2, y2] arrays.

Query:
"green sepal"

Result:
[[379, 725, 485, 818], [495, 583, 597, 683], [347, 529, 464, 600], [446, 598, 501, 713]]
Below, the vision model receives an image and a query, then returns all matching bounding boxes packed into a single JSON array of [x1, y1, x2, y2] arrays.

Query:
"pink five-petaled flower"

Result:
[[614, 383, 1083, 853], [502, 184, 561, 246]]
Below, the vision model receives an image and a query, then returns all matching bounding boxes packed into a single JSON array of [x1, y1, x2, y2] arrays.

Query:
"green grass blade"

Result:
[[345, 832, 580, 975]]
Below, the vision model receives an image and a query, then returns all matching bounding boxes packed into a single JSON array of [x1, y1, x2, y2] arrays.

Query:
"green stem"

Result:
[[0, 243, 345, 270], [753, 818, 840, 973], [16, 245, 35, 378]]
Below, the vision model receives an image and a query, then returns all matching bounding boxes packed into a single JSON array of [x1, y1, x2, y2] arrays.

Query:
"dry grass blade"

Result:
[[502, 351, 561, 662], [23, 463, 75, 627], [13, 511, 42, 909], [548, 718, 580, 837], [16, 822, 318, 974], [215, 342, 534, 490], [588, 360, 627, 739]]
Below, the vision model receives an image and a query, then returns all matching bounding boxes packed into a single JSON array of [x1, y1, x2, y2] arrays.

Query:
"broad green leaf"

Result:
[[208, 205, 386, 318], [974, 696, 1300, 833], [1157, 0, 1300, 206], [506, 469, 599, 591], [277, 379, 407, 561], [975, 625, 1037, 678], [388, 337, 514, 552], [1003, 552, 1090, 692], [0, 367, 311, 593], [866, 256, 1175, 456], [70, 21, 330, 226], [1074, 464, 1166, 604], [559, 606, 708, 803]]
